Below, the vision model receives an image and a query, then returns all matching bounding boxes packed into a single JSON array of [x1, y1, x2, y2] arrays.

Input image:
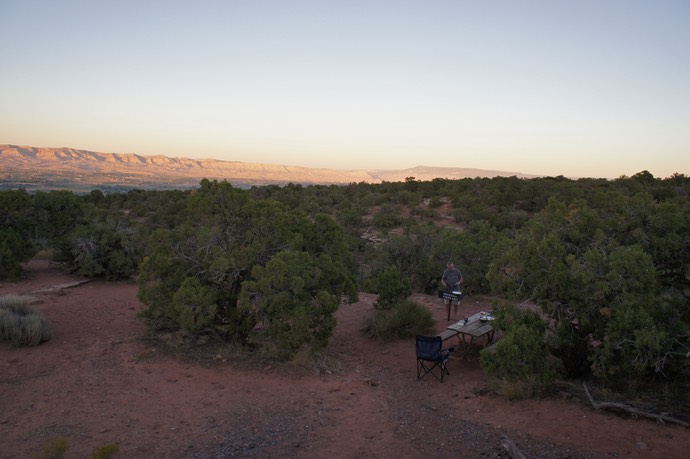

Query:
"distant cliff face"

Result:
[[0, 145, 379, 189], [0, 144, 536, 191]]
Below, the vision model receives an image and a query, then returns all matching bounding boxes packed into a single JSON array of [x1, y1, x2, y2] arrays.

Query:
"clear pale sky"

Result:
[[1, 0, 689, 178]]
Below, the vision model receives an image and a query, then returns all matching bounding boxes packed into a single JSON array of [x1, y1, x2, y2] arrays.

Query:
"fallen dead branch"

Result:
[[500, 435, 526, 459], [25, 279, 91, 295], [583, 382, 690, 428]]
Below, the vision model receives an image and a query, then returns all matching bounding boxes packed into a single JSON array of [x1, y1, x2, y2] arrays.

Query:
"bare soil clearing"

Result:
[[1, 260, 688, 458]]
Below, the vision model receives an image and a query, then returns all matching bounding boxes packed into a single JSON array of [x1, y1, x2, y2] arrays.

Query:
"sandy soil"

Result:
[[1, 260, 688, 458]]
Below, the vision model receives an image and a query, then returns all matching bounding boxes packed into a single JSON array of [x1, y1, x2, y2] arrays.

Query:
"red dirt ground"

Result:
[[1, 260, 688, 458]]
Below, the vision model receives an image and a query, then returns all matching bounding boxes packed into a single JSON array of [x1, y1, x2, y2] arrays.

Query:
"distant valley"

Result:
[[0, 144, 536, 192]]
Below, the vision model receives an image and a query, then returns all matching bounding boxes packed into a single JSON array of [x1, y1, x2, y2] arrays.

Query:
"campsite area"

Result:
[[1, 259, 688, 458]]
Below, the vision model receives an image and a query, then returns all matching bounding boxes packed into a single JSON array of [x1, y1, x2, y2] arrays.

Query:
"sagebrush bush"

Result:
[[363, 300, 434, 339], [0, 295, 52, 346]]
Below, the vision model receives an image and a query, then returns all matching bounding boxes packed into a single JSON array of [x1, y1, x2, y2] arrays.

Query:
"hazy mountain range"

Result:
[[0, 144, 536, 192]]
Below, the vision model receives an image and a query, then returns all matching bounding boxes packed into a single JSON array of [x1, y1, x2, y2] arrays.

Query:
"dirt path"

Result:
[[1, 260, 688, 458]]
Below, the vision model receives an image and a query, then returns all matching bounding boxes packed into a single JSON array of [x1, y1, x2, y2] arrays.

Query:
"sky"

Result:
[[1, 0, 689, 178]]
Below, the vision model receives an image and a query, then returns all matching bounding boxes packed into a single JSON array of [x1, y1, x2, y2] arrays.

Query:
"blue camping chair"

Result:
[[416, 335, 455, 382]]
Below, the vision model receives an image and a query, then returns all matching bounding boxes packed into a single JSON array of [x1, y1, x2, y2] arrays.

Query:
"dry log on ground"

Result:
[[500, 435, 527, 459], [583, 382, 690, 428], [26, 279, 91, 295]]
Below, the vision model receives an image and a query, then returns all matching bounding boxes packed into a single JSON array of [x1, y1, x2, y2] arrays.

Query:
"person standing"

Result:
[[441, 261, 463, 321]]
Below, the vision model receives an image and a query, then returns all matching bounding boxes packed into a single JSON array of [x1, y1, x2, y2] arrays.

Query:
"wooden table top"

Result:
[[447, 311, 496, 338]]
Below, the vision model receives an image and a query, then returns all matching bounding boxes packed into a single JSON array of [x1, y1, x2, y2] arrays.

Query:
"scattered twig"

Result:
[[500, 435, 527, 459], [583, 382, 690, 428]]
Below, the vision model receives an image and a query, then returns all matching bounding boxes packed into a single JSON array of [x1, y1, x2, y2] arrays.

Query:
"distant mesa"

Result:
[[370, 165, 536, 182], [0, 144, 536, 192]]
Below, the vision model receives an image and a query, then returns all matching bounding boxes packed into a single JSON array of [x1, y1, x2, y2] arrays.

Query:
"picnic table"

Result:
[[438, 311, 498, 359]]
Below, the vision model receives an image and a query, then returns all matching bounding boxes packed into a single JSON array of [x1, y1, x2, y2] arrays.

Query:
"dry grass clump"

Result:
[[0, 295, 52, 346], [362, 299, 435, 339], [35, 436, 69, 459], [491, 375, 549, 401], [33, 437, 119, 459], [91, 442, 120, 459]]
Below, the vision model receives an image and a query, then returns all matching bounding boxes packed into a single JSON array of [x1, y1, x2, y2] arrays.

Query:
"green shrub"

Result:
[[363, 300, 434, 339], [480, 304, 560, 398], [0, 228, 31, 279], [372, 266, 412, 309], [428, 196, 443, 208], [410, 206, 436, 218], [372, 204, 404, 228], [0, 295, 52, 346], [137, 183, 358, 360], [61, 217, 147, 280], [171, 277, 219, 332], [239, 250, 343, 360]]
